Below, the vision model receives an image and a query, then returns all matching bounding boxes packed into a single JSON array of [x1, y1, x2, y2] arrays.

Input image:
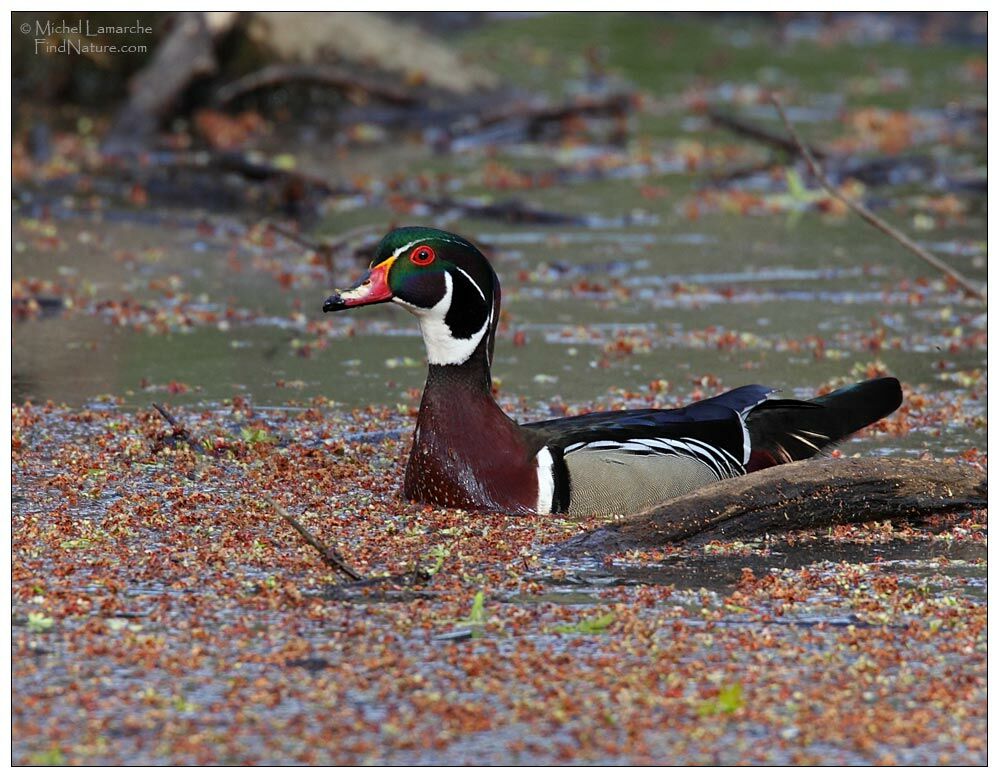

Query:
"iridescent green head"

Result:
[[323, 227, 500, 366]]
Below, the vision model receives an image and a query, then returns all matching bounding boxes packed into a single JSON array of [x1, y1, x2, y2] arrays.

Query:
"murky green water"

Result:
[[13, 15, 986, 452], [12, 198, 986, 457]]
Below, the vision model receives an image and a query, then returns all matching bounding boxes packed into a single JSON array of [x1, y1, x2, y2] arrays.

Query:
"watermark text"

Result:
[[19, 18, 153, 56]]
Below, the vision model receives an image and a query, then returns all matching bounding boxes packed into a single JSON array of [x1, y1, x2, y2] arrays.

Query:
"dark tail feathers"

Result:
[[745, 377, 902, 471]]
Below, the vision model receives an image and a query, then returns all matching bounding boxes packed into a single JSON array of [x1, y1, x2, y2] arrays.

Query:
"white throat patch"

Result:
[[395, 271, 490, 366]]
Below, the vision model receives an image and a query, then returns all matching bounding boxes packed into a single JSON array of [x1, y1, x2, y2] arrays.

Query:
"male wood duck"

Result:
[[323, 227, 902, 516]]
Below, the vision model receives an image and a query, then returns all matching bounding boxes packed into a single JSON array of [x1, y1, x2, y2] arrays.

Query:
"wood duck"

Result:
[[323, 227, 903, 516]]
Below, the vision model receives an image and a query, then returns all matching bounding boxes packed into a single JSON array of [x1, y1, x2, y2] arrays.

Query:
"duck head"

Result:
[[323, 227, 500, 367]]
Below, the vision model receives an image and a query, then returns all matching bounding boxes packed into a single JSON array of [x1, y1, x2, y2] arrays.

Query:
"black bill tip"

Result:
[[322, 295, 344, 313]]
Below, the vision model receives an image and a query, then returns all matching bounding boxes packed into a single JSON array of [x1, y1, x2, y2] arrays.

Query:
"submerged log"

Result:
[[555, 458, 986, 556]]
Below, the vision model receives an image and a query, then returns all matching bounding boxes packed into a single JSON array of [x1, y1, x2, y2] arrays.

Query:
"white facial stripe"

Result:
[[390, 239, 423, 262], [392, 296, 420, 313], [405, 272, 489, 366], [535, 446, 555, 515], [388, 235, 477, 263], [485, 292, 495, 367]]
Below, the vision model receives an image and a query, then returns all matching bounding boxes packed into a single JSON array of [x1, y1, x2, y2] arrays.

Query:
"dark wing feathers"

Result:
[[523, 385, 774, 460], [745, 377, 902, 465], [523, 379, 901, 472]]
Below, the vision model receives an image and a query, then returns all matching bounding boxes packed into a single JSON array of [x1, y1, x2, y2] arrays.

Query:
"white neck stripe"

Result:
[[451, 265, 486, 302]]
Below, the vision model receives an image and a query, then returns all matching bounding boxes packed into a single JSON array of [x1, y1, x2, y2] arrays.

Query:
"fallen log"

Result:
[[554, 458, 986, 556], [214, 63, 425, 108], [246, 11, 498, 96]]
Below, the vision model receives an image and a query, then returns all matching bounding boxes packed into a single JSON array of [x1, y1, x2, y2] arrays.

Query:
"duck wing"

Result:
[[525, 384, 772, 467], [523, 386, 773, 515], [523, 379, 901, 516]]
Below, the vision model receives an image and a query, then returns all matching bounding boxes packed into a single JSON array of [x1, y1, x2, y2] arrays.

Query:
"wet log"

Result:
[[555, 458, 986, 555], [214, 63, 425, 108]]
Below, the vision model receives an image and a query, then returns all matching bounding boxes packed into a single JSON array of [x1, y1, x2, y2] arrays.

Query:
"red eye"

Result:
[[410, 245, 436, 266]]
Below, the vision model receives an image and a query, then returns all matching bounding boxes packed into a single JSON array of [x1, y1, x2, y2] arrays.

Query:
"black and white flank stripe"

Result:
[[562, 435, 745, 480]]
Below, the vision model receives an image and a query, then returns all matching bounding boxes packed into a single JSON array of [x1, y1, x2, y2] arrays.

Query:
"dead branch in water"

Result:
[[555, 457, 986, 556], [770, 95, 986, 303], [149, 406, 433, 589], [708, 107, 828, 159], [264, 498, 362, 581], [264, 498, 435, 591], [152, 402, 206, 454]]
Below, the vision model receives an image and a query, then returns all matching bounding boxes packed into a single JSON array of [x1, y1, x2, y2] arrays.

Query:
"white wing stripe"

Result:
[[681, 437, 743, 472]]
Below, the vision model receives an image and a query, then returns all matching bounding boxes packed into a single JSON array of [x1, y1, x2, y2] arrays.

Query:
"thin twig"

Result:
[[322, 223, 383, 253], [152, 402, 205, 453], [264, 497, 362, 581], [266, 221, 382, 256], [151, 401, 180, 427], [770, 95, 985, 303]]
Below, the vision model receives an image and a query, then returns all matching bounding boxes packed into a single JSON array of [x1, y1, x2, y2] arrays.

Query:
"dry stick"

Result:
[[152, 402, 204, 453], [770, 95, 985, 303], [263, 498, 362, 581], [151, 405, 377, 584], [265, 221, 381, 256]]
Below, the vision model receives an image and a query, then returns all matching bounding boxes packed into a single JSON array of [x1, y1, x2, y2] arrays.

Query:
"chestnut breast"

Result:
[[403, 387, 539, 513]]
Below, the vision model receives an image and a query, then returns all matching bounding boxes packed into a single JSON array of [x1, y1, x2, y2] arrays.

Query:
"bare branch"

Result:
[[770, 95, 985, 303], [264, 497, 362, 581]]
